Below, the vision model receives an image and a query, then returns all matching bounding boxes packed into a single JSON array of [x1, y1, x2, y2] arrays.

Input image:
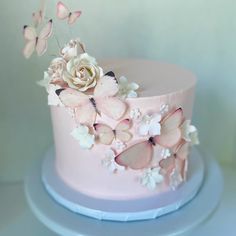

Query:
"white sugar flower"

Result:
[[160, 148, 171, 159], [115, 141, 126, 151], [118, 76, 139, 99], [138, 114, 161, 136], [71, 125, 95, 149], [181, 120, 199, 145], [160, 104, 169, 115], [169, 167, 183, 190], [37, 72, 63, 106], [130, 108, 141, 120], [141, 167, 164, 190], [102, 149, 125, 173]]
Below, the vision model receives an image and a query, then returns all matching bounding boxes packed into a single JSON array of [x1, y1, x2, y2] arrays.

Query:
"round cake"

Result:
[[50, 59, 199, 201]]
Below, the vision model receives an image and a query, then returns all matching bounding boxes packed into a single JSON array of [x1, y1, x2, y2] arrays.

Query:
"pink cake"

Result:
[[22, 1, 200, 221]]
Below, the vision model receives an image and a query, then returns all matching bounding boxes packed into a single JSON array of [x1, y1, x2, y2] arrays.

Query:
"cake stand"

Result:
[[24, 148, 223, 236]]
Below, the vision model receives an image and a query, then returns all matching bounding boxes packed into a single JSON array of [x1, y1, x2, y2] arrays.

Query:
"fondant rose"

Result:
[[63, 53, 103, 92], [60, 38, 86, 61], [48, 58, 67, 87]]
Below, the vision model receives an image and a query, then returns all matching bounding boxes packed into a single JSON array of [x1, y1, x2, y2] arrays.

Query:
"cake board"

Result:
[[24, 148, 223, 236]]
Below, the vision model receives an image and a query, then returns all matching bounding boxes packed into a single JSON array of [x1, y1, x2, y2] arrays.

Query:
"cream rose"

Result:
[[60, 38, 86, 62], [63, 53, 103, 92], [48, 57, 67, 87]]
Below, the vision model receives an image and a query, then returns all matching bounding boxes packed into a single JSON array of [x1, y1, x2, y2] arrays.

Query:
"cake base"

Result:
[[24, 148, 223, 235], [40, 148, 204, 221]]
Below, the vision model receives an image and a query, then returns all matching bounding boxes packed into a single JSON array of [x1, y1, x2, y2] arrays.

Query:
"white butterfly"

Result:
[[56, 72, 127, 126], [56, 1, 81, 25], [94, 119, 132, 145], [23, 19, 53, 59]]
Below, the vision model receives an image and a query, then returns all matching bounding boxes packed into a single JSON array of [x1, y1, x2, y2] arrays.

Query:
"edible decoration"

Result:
[[23, 1, 199, 192], [129, 108, 141, 120], [23, 19, 53, 58], [181, 120, 199, 145], [70, 125, 95, 149], [138, 113, 162, 136], [140, 168, 164, 190], [102, 149, 125, 173], [94, 119, 132, 145], [118, 76, 139, 99], [57, 1, 82, 25]]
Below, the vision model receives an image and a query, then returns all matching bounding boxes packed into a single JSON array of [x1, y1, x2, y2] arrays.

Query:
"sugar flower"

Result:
[[181, 120, 199, 145], [70, 125, 95, 149], [37, 72, 63, 106], [130, 108, 141, 120], [141, 167, 164, 190], [118, 76, 139, 99], [102, 149, 125, 173], [115, 141, 126, 151], [63, 53, 103, 92], [160, 148, 171, 159], [138, 113, 161, 136]]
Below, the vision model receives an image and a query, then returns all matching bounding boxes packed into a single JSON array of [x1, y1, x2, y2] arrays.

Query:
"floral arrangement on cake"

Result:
[[23, 1, 199, 191]]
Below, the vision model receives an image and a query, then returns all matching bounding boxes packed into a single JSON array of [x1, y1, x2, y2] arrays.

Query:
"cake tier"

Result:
[[51, 59, 196, 200]]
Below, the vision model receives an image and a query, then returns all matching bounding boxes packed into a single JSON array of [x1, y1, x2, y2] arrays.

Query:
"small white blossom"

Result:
[[141, 167, 164, 190], [169, 167, 183, 190], [118, 76, 139, 99], [37, 72, 63, 106], [160, 104, 169, 115], [115, 141, 126, 151], [102, 149, 125, 173], [71, 125, 95, 149], [130, 108, 141, 120], [181, 120, 199, 145], [160, 148, 171, 159], [138, 114, 161, 136]]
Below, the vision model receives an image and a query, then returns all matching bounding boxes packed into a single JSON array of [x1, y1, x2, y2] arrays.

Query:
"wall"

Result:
[[0, 0, 235, 182]]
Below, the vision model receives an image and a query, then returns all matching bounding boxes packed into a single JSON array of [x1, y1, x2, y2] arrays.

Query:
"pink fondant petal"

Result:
[[155, 128, 181, 148], [115, 141, 153, 170], [161, 108, 183, 133], [116, 119, 132, 131]]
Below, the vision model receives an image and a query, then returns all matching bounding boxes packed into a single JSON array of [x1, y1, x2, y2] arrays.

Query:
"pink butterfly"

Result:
[[115, 108, 184, 170], [23, 19, 53, 59], [159, 142, 189, 181], [94, 119, 132, 145], [32, 10, 44, 27], [56, 72, 127, 126], [56, 1, 81, 25]]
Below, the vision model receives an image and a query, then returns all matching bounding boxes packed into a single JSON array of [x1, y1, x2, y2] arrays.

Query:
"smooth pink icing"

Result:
[[51, 59, 196, 200]]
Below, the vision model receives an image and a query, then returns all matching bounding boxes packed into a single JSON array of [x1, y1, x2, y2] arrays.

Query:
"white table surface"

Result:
[[0, 164, 235, 236]]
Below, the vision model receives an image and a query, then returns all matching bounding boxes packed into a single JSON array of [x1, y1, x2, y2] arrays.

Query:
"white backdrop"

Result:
[[0, 0, 235, 182]]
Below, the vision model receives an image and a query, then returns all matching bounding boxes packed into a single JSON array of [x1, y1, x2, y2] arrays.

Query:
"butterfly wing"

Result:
[[159, 156, 175, 175], [93, 124, 114, 145], [115, 119, 132, 142], [97, 97, 127, 120], [155, 108, 183, 148], [57, 88, 96, 126], [68, 11, 82, 25], [23, 26, 37, 58], [36, 19, 53, 56], [94, 72, 118, 97], [57, 1, 70, 19], [115, 141, 153, 170]]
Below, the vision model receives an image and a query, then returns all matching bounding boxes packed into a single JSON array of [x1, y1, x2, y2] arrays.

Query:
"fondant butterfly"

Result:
[[56, 1, 82, 25], [115, 108, 184, 170], [94, 119, 132, 145], [56, 72, 127, 126], [159, 142, 189, 181], [23, 19, 53, 59], [32, 0, 46, 27]]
